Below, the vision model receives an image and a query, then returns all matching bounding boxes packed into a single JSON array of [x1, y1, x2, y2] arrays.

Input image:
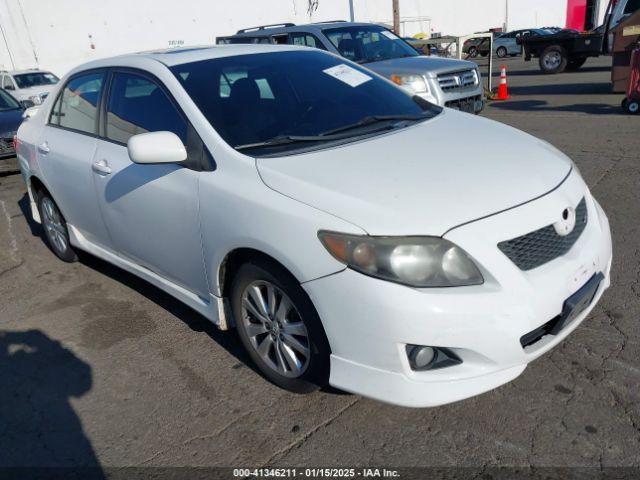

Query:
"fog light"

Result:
[[406, 345, 462, 371], [408, 346, 435, 369]]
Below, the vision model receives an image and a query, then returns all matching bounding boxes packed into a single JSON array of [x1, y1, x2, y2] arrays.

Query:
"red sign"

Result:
[[566, 0, 587, 31]]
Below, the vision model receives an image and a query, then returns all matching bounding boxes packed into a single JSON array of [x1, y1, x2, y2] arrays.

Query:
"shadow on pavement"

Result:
[[0, 329, 106, 479], [489, 99, 622, 115], [507, 82, 613, 96], [77, 251, 258, 376]]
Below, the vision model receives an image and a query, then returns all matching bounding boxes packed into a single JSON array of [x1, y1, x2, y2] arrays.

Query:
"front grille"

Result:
[[438, 69, 478, 91], [498, 198, 588, 271], [0, 138, 14, 156]]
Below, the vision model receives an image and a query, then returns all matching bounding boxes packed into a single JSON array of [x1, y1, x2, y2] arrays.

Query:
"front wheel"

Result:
[[37, 192, 77, 262], [496, 46, 508, 58], [539, 45, 568, 74], [231, 259, 330, 393], [468, 46, 478, 58]]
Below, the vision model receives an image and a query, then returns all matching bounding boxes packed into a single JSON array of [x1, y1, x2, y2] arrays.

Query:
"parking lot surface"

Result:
[[0, 56, 638, 476]]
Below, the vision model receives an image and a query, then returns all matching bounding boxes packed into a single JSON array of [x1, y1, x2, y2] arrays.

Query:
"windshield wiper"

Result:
[[235, 114, 429, 152], [319, 114, 429, 136], [235, 135, 335, 151]]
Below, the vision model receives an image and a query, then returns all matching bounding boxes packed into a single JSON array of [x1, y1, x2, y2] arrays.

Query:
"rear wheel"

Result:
[[230, 259, 330, 393], [468, 46, 478, 58], [625, 99, 640, 114], [496, 46, 508, 58], [37, 192, 77, 262], [566, 57, 587, 71], [539, 45, 568, 74]]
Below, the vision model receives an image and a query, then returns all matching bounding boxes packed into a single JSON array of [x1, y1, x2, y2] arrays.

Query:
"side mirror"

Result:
[[127, 131, 187, 165], [22, 106, 39, 119]]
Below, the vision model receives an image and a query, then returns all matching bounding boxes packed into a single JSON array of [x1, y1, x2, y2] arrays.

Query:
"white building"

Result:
[[0, 0, 608, 77]]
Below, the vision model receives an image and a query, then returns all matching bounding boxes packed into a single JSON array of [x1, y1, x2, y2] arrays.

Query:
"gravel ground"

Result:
[[0, 55, 638, 479]]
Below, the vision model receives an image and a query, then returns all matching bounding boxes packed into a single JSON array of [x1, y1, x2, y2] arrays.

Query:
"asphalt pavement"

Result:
[[0, 55, 638, 478]]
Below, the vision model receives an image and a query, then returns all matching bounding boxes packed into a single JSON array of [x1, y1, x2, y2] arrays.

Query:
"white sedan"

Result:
[[16, 44, 612, 407]]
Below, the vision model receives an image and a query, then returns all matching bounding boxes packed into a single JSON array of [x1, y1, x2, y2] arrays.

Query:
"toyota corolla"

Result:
[[15, 45, 612, 407]]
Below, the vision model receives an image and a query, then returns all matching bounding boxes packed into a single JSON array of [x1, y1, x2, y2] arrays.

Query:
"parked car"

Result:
[[477, 29, 551, 58], [217, 21, 484, 114], [16, 45, 612, 408], [0, 88, 24, 170], [519, 0, 640, 74], [0, 69, 59, 107], [462, 32, 499, 57]]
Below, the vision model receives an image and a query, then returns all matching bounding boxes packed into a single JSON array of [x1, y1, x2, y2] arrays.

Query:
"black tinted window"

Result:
[[289, 33, 326, 50], [50, 72, 104, 134], [106, 72, 187, 144], [171, 50, 440, 155], [14, 72, 59, 88], [323, 25, 418, 63], [0, 89, 21, 110]]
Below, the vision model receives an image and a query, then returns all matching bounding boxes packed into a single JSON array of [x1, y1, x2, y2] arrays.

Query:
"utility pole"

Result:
[[392, 0, 400, 34], [504, 0, 509, 32], [349, 0, 355, 21]]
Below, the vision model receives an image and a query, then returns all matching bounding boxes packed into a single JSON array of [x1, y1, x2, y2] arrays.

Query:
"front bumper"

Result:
[[303, 173, 612, 408], [419, 82, 484, 114]]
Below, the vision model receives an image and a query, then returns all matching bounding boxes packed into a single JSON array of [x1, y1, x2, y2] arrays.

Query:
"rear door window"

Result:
[[49, 71, 104, 135]]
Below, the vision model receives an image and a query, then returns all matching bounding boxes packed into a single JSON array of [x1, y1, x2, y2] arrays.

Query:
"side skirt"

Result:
[[67, 224, 232, 330]]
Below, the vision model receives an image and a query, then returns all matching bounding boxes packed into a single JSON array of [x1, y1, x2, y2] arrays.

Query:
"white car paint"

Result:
[[0, 70, 58, 106], [16, 45, 612, 407]]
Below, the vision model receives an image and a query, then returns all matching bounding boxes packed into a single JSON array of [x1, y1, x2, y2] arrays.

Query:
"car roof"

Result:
[[2, 69, 53, 75], [228, 21, 386, 38], [67, 44, 311, 74]]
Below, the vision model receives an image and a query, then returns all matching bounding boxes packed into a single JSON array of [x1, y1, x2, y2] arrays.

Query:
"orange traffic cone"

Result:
[[494, 65, 510, 100]]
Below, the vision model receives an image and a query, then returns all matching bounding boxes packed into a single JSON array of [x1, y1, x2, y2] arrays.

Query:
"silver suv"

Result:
[[217, 21, 484, 114]]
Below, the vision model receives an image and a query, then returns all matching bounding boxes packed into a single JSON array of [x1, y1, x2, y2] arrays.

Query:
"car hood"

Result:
[[14, 85, 56, 100], [365, 55, 478, 78], [0, 109, 23, 137], [256, 109, 572, 236]]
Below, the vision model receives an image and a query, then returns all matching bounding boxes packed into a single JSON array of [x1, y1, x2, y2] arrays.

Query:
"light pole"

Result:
[[349, 0, 355, 21]]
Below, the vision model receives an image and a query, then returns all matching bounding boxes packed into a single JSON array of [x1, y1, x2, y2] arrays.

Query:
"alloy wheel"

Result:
[[543, 52, 561, 70], [240, 280, 310, 378], [41, 197, 69, 254]]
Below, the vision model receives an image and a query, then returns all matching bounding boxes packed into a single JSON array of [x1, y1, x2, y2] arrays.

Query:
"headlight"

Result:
[[318, 232, 483, 287], [28, 95, 43, 105], [391, 74, 429, 95]]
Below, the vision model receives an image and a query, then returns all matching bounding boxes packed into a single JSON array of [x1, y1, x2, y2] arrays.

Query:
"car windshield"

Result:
[[323, 25, 419, 64], [171, 50, 441, 156], [13, 72, 59, 89], [0, 89, 21, 111]]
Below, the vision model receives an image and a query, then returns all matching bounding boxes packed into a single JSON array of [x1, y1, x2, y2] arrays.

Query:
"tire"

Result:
[[625, 99, 640, 115], [230, 258, 330, 393], [37, 191, 78, 263], [566, 57, 587, 71], [539, 45, 568, 74], [480, 52, 488, 57], [496, 46, 508, 58], [468, 46, 478, 58]]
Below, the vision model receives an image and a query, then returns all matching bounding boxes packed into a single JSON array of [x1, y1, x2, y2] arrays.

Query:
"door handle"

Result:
[[37, 142, 50, 154], [92, 159, 112, 175]]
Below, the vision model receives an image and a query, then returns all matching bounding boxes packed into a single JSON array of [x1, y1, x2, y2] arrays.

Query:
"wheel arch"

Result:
[[218, 247, 303, 300], [26, 174, 49, 224]]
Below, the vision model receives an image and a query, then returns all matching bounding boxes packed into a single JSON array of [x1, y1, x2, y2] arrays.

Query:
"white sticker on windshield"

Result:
[[381, 30, 398, 40], [323, 64, 372, 88]]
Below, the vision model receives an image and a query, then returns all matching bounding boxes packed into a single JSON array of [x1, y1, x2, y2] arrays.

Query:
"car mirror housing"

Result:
[[22, 106, 39, 119], [127, 131, 187, 165]]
